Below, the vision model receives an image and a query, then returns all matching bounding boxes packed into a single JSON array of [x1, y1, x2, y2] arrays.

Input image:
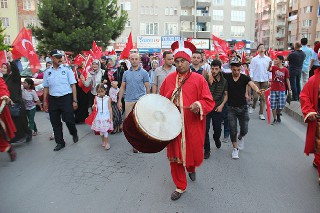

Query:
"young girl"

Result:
[[22, 78, 42, 136], [85, 83, 113, 150], [268, 55, 292, 124], [109, 81, 122, 133]]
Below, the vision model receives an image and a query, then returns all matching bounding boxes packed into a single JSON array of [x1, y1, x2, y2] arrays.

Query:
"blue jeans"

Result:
[[204, 110, 223, 152], [289, 72, 301, 101], [227, 105, 250, 143], [222, 105, 230, 138]]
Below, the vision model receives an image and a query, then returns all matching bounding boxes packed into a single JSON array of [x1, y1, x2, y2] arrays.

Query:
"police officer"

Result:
[[43, 49, 79, 151]]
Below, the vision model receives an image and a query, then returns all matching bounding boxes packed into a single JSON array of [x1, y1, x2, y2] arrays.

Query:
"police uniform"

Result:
[[43, 64, 78, 147]]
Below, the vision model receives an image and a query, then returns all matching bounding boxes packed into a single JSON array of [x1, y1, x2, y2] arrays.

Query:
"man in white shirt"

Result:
[[249, 44, 271, 120]]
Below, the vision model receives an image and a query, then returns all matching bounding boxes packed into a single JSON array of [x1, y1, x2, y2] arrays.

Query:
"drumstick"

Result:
[[0, 100, 6, 115]]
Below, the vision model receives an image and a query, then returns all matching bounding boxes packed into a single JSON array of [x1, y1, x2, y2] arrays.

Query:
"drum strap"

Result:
[[170, 72, 192, 104]]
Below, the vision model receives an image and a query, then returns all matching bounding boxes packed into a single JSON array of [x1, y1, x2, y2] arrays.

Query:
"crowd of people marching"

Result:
[[1, 37, 320, 200]]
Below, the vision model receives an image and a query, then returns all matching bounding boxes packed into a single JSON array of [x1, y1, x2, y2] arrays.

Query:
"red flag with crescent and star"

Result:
[[78, 55, 93, 93], [11, 27, 41, 73]]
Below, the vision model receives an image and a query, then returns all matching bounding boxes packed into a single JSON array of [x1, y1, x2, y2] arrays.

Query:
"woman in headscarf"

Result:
[[0, 77, 17, 161], [141, 53, 151, 71], [80, 59, 108, 108], [1, 52, 32, 143]]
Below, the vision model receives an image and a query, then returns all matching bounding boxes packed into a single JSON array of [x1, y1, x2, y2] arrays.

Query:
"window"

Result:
[[181, 10, 189, 16], [302, 33, 311, 40], [231, 26, 245, 37], [23, 0, 36, 10], [154, 6, 158, 15], [212, 10, 224, 21], [0, 0, 7, 8], [212, 25, 223, 37], [125, 19, 131, 27], [165, 7, 169, 15], [0, 17, 9, 27], [169, 8, 174, 15], [212, 0, 224, 5], [231, 0, 245, 6], [150, 7, 154, 15], [302, 20, 312, 27], [140, 23, 159, 35], [141, 6, 144, 14], [231, 10, 245, 22], [164, 23, 178, 35], [317, 31, 320, 38], [24, 19, 36, 27], [304, 6, 312, 13], [4, 35, 10, 44], [120, 1, 131, 11], [174, 8, 177, 15]]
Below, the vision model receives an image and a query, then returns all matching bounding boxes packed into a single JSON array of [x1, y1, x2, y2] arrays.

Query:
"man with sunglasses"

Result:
[[43, 49, 79, 151]]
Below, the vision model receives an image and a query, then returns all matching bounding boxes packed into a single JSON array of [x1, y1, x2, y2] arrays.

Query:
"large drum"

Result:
[[123, 94, 182, 153]]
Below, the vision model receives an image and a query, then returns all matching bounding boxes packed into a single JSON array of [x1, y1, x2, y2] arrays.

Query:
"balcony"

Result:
[[196, 31, 210, 39], [276, 33, 285, 38], [262, 14, 270, 20], [277, 0, 286, 5], [197, 0, 211, 8], [262, 25, 269, 31], [276, 21, 285, 27], [276, 10, 286, 17], [180, 0, 194, 7], [180, 31, 194, 39], [180, 15, 194, 22], [288, 15, 297, 21], [197, 15, 211, 22]]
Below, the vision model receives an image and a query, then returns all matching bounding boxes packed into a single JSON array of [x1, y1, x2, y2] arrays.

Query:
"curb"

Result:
[[283, 101, 306, 125]]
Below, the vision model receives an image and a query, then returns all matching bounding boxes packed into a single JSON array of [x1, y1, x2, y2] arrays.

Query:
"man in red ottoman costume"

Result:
[[300, 42, 320, 185], [0, 77, 16, 161], [160, 40, 215, 200]]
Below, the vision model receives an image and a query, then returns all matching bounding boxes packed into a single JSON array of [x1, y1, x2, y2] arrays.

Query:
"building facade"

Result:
[[255, 0, 319, 50], [116, 0, 255, 52], [0, 0, 19, 45]]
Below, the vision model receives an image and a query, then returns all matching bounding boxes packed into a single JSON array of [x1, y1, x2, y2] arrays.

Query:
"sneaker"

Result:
[[277, 114, 281, 123], [238, 137, 244, 150], [204, 151, 210, 159], [259, 114, 266, 120], [249, 107, 254, 114], [214, 139, 221, 149], [222, 137, 229, 143], [232, 148, 239, 159]]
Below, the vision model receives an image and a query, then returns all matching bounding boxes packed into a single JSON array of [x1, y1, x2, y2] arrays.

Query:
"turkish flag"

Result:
[[212, 34, 230, 55], [11, 27, 41, 73], [264, 88, 271, 124], [241, 51, 246, 64], [73, 54, 86, 67], [234, 41, 245, 51], [110, 49, 116, 56], [78, 55, 93, 93], [120, 32, 133, 59], [92, 41, 103, 59], [0, 50, 7, 65]]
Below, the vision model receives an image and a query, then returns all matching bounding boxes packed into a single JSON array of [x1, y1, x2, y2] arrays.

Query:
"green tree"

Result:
[[0, 25, 9, 51], [32, 0, 128, 54]]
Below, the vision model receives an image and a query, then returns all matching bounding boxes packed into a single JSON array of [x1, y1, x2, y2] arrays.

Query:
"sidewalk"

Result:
[[283, 101, 305, 125]]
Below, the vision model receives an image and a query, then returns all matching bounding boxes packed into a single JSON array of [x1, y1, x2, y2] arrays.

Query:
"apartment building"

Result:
[[255, 0, 319, 50], [116, 0, 255, 52], [0, 0, 19, 45]]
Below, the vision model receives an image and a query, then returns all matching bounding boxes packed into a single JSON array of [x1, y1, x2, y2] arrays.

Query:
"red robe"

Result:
[[160, 71, 215, 167], [300, 68, 320, 155], [0, 78, 16, 152]]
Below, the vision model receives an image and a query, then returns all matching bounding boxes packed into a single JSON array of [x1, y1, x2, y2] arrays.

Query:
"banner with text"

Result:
[[137, 36, 162, 49], [161, 36, 181, 49], [190, 39, 210, 50]]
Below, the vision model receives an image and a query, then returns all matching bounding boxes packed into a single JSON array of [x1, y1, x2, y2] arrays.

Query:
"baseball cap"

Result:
[[230, 56, 241, 66], [50, 49, 64, 58]]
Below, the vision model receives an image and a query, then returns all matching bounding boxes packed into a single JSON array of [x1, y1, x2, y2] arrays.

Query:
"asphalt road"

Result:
[[0, 110, 319, 213]]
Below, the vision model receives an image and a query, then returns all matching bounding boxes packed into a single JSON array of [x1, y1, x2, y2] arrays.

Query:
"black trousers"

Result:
[[49, 94, 77, 145]]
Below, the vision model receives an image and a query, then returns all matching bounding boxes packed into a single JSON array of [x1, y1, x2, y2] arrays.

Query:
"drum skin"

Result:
[[123, 94, 182, 153], [123, 109, 172, 153]]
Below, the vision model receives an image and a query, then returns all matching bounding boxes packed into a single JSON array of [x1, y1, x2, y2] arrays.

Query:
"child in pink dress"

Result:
[[86, 84, 113, 150]]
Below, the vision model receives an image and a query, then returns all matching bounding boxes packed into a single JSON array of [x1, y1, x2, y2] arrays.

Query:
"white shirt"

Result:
[[249, 54, 271, 82]]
